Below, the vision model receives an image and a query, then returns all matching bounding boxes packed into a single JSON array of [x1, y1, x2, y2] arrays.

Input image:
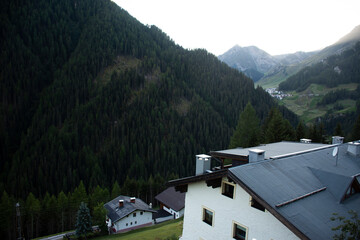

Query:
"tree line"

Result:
[[0, 174, 167, 239], [229, 102, 360, 149]]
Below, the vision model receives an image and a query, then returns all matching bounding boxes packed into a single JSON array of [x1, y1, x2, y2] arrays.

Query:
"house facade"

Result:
[[169, 141, 360, 240], [181, 177, 298, 240], [104, 196, 156, 233], [155, 186, 185, 220]]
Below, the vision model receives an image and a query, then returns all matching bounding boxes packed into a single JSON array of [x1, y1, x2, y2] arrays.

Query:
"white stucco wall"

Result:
[[181, 178, 299, 240], [114, 210, 152, 232], [163, 206, 185, 219]]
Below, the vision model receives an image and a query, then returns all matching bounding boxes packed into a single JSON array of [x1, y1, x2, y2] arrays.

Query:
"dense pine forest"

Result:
[[0, 0, 306, 238]]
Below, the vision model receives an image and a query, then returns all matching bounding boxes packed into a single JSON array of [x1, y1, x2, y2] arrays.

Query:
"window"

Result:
[[222, 181, 235, 199], [126, 223, 128, 226], [140, 211, 143, 215], [202, 207, 214, 226], [233, 222, 248, 240], [133, 212, 136, 217], [135, 221, 137, 224], [250, 196, 265, 212]]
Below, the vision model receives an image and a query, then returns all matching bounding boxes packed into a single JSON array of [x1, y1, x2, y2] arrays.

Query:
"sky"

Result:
[[113, 0, 360, 56]]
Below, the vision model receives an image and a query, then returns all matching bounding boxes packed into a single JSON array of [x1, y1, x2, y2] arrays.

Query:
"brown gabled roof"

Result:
[[155, 187, 185, 211]]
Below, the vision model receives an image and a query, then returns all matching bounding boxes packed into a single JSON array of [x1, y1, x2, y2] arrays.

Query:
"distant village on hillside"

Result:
[[266, 88, 292, 100]]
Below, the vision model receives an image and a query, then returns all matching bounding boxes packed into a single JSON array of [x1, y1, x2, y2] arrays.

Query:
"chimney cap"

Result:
[[249, 149, 265, 154]]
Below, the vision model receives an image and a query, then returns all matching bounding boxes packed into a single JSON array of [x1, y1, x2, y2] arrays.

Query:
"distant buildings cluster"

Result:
[[266, 88, 292, 100]]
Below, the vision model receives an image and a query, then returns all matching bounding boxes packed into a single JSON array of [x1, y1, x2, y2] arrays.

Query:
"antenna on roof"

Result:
[[333, 147, 339, 166]]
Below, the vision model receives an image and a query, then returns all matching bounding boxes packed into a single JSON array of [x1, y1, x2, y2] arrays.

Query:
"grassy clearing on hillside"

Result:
[[278, 83, 359, 123], [95, 218, 183, 240]]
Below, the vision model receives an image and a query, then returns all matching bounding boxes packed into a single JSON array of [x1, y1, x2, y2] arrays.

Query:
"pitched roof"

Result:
[[211, 141, 328, 160], [104, 196, 156, 223], [229, 143, 360, 239], [155, 187, 185, 211]]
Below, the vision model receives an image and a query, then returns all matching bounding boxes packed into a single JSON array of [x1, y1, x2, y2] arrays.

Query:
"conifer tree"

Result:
[[57, 191, 68, 233], [334, 122, 344, 137], [296, 121, 306, 141], [229, 102, 261, 148], [351, 114, 360, 141], [75, 202, 92, 240], [111, 181, 121, 199], [264, 107, 296, 143]]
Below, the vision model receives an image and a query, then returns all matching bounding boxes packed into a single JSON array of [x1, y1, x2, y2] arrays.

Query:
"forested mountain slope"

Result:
[[279, 42, 360, 134], [279, 42, 360, 92], [0, 0, 297, 199]]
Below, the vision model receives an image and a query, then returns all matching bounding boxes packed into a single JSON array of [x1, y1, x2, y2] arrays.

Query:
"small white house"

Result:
[[155, 186, 185, 221], [104, 196, 156, 233]]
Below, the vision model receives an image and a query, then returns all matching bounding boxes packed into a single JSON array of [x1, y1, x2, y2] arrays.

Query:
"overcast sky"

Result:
[[113, 0, 360, 56]]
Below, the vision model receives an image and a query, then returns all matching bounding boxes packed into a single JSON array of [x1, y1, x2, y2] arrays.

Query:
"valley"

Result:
[[278, 83, 358, 122]]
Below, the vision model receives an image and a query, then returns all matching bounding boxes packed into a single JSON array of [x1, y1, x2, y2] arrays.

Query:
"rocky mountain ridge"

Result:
[[219, 24, 360, 86]]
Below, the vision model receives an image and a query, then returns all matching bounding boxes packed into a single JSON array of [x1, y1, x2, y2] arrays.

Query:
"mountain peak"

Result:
[[218, 45, 277, 80]]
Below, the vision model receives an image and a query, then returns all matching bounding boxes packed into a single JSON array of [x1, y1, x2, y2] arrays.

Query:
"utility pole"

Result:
[[16, 202, 23, 240]]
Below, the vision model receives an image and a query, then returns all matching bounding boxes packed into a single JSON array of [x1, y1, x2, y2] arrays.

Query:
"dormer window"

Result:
[[250, 196, 265, 212], [222, 181, 236, 199], [343, 176, 360, 201]]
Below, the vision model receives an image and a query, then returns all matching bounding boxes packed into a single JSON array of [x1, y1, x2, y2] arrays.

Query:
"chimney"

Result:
[[347, 141, 360, 156], [149, 203, 152, 209], [196, 154, 211, 175], [332, 136, 344, 144], [119, 199, 124, 208], [130, 197, 136, 203], [249, 149, 265, 163]]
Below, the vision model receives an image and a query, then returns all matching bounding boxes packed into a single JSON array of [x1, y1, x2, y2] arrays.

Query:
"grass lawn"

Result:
[[95, 218, 183, 240]]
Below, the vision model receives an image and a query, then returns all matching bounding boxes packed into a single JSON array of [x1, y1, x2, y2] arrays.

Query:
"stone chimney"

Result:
[[130, 197, 136, 203], [347, 141, 360, 156], [249, 149, 265, 163], [119, 199, 124, 208], [195, 154, 211, 175]]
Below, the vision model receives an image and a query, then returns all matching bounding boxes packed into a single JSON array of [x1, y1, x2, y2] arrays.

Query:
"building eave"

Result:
[[167, 169, 228, 192]]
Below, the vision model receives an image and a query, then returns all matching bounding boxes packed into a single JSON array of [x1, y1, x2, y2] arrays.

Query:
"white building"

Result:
[[104, 196, 156, 233], [169, 141, 360, 239], [155, 186, 185, 221]]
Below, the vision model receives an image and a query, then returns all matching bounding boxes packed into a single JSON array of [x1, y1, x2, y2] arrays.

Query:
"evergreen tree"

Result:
[[57, 191, 68, 233], [334, 122, 344, 137], [75, 202, 92, 240], [351, 114, 360, 141], [92, 202, 107, 233], [0, 191, 15, 239], [25, 193, 41, 239], [111, 181, 121, 199], [264, 107, 295, 143], [229, 102, 261, 148], [296, 121, 306, 141]]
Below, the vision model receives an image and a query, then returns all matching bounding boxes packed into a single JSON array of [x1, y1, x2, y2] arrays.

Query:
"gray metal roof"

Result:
[[213, 141, 328, 159], [229, 143, 360, 239], [155, 187, 185, 211], [104, 196, 156, 223]]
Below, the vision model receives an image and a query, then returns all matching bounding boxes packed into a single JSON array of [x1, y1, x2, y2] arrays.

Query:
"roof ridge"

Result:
[[270, 144, 336, 160]]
